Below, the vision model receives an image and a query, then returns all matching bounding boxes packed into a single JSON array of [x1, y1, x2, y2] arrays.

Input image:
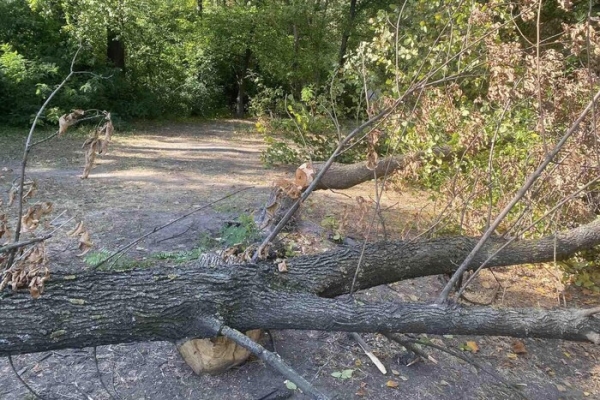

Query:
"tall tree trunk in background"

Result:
[[107, 29, 125, 70], [292, 23, 300, 94], [338, 0, 357, 68], [235, 48, 252, 118], [197, 0, 203, 14]]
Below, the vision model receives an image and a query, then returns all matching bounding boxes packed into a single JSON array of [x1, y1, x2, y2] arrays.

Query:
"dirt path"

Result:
[[0, 120, 598, 400]]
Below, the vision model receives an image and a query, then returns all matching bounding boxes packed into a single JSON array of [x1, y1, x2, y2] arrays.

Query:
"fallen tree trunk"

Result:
[[310, 146, 454, 190], [256, 147, 455, 233], [1, 218, 600, 356], [310, 156, 404, 190]]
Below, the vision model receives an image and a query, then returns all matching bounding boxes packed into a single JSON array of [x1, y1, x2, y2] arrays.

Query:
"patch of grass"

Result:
[[220, 213, 260, 247], [152, 248, 202, 263], [83, 249, 154, 271], [211, 200, 242, 214]]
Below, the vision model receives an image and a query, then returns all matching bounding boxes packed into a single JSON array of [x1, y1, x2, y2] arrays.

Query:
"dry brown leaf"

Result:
[[80, 122, 111, 178], [386, 380, 399, 388], [58, 109, 84, 136], [27, 245, 46, 265], [8, 179, 36, 206], [81, 140, 98, 179], [68, 221, 85, 237], [77, 230, 93, 256], [277, 260, 288, 273], [1, 243, 49, 297], [0, 214, 11, 240], [100, 115, 114, 153], [366, 149, 379, 170], [29, 281, 41, 299], [20, 209, 39, 233], [466, 341, 480, 353], [365, 130, 380, 170], [39, 201, 53, 216], [511, 340, 527, 354], [22, 180, 36, 201], [7, 189, 15, 206], [368, 130, 380, 146]]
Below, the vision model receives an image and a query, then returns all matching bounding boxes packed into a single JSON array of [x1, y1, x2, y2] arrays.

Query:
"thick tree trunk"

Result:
[[235, 48, 252, 118], [311, 156, 404, 190], [310, 146, 453, 190], [338, 0, 357, 68], [107, 29, 125, 70], [256, 147, 455, 233], [1, 218, 600, 356]]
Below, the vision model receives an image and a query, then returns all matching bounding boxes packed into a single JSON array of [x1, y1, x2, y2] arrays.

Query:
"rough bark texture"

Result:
[[311, 146, 453, 190], [1, 218, 600, 356], [311, 156, 404, 190]]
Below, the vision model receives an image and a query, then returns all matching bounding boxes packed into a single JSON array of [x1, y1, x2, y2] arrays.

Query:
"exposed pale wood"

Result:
[[177, 329, 262, 374]]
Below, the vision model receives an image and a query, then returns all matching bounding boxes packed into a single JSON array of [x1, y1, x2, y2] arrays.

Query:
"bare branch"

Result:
[[8, 355, 46, 400], [219, 325, 331, 400], [439, 88, 600, 302], [0, 235, 51, 254], [93, 187, 252, 269]]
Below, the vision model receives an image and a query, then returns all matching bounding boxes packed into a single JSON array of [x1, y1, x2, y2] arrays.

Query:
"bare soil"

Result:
[[0, 120, 599, 400]]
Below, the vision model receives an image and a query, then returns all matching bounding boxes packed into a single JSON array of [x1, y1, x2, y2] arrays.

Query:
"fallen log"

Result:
[[308, 146, 454, 190], [1, 218, 600, 356]]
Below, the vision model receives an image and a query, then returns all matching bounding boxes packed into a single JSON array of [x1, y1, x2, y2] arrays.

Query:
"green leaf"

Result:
[[341, 369, 354, 379], [331, 371, 342, 378], [284, 380, 297, 390]]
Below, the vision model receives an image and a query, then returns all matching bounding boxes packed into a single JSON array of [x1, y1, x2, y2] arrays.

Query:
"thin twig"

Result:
[[455, 175, 600, 299], [48, 216, 76, 236], [536, 0, 548, 154], [439, 88, 600, 303], [93, 347, 118, 400], [401, 337, 526, 398], [382, 332, 437, 364], [93, 187, 252, 269], [0, 236, 51, 254], [30, 132, 58, 148], [350, 332, 387, 374], [156, 225, 193, 243], [13, 46, 82, 245], [219, 325, 330, 400], [8, 355, 46, 400]]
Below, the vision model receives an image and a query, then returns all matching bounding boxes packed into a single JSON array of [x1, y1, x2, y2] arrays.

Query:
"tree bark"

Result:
[[338, 0, 357, 68], [310, 146, 453, 190], [235, 48, 252, 118], [311, 156, 404, 190], [1, 218, 600, 356], [107, 29, 125, 70]]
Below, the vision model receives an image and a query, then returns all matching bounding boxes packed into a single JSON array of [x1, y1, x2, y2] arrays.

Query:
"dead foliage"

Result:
[[0, 212, 11, 241], [58, 109, 85, 136], [68, 221, 93, 256], [366, 130, 380, 171], [8, 178, 36, 206], [81, 113, 114, 179], [20, 202, 53, 233], [0, 242, 49, 298]]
